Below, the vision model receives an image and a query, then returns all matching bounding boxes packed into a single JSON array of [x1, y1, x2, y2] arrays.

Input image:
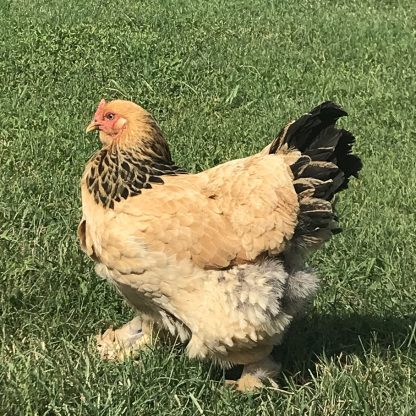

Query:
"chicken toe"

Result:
[[227, 355, 281, 392], [96, 316, 151, 361]]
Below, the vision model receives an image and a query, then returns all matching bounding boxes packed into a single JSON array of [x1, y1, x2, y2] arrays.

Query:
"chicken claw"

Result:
[[96, 316, 151, 361], [226, 356, 281, 392]]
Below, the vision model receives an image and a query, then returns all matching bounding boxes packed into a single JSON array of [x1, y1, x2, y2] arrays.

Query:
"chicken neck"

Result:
[[85, 129, 186, 209]]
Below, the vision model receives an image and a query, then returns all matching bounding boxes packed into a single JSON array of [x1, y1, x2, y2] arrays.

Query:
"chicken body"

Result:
[[81, 154, 317, 365], [79, 99, 361, 389]]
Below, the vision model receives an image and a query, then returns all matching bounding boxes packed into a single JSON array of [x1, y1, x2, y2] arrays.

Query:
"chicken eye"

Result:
[[106, 113, 115, 121]]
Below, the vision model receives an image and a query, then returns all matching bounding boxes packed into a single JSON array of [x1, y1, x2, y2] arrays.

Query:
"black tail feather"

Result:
[[270, 101, 362, 250], [270, 101, 348, 154]]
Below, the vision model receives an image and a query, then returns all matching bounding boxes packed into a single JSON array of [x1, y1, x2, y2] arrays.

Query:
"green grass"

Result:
[[1, 0, 415, 414]]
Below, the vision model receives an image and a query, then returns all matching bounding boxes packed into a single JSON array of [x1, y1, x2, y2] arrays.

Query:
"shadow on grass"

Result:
[[222, 313, 415, 383], [275, 312, 416, 384]]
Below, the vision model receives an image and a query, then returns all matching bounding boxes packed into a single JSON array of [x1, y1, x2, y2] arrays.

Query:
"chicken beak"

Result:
[[86, 120, 99, 133]]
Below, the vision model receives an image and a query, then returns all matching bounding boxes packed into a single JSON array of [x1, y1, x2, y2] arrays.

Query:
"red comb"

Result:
[[94, 98, 107, 120]]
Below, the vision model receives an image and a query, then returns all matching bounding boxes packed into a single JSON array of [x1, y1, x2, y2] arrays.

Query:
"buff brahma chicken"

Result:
[[78, 99, 361, 391]]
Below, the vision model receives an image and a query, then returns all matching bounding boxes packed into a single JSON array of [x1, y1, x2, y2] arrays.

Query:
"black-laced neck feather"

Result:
[[85, 135, 186, 209]]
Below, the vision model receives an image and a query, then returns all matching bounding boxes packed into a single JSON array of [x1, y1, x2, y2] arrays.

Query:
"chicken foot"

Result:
[[226, 355, 281, 392], [96, 316, 152, 361]]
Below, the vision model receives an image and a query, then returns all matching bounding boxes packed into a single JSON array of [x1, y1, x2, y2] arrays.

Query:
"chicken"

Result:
[[78, 99, 361, 391]]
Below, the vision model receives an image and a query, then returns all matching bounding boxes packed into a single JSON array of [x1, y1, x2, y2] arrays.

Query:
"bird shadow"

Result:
[[223, 312, 415, 384], [274, 312, 415, 384]]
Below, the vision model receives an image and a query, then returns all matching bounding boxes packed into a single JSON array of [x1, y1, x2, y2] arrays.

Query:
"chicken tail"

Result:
[[269, 101, 362, 250]]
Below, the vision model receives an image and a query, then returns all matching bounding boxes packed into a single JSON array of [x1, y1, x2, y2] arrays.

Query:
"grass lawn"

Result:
[[1, 0, 415, 414]]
